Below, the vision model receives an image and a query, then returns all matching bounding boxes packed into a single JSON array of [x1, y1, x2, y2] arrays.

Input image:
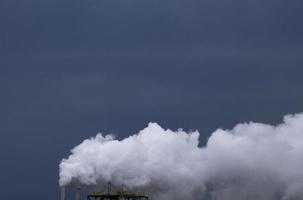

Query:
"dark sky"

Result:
[[1, 0, 303, 200]]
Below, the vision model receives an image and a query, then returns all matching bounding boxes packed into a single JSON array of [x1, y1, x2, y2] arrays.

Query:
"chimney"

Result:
[[76, 186, 81, 200], [60, 187, 65, 200]]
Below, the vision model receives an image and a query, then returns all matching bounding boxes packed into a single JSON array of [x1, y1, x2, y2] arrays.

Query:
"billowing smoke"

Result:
[[59, 112, 303, 200]]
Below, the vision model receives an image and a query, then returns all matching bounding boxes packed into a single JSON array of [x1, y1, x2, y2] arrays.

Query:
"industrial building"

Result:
[[61, 183, 149, 200]]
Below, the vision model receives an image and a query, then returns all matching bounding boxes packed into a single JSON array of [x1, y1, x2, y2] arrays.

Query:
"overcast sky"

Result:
[[1, 0, 303, 200]]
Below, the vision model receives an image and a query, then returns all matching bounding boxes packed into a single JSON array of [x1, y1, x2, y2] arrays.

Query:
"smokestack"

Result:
[[76, 186, 81, 200], [60, 187, 65, 200], [107, 182, 111, 195]]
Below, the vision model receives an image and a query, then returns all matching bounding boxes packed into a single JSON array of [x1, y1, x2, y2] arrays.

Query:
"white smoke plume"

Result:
[[59, 112, 303, 200]]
